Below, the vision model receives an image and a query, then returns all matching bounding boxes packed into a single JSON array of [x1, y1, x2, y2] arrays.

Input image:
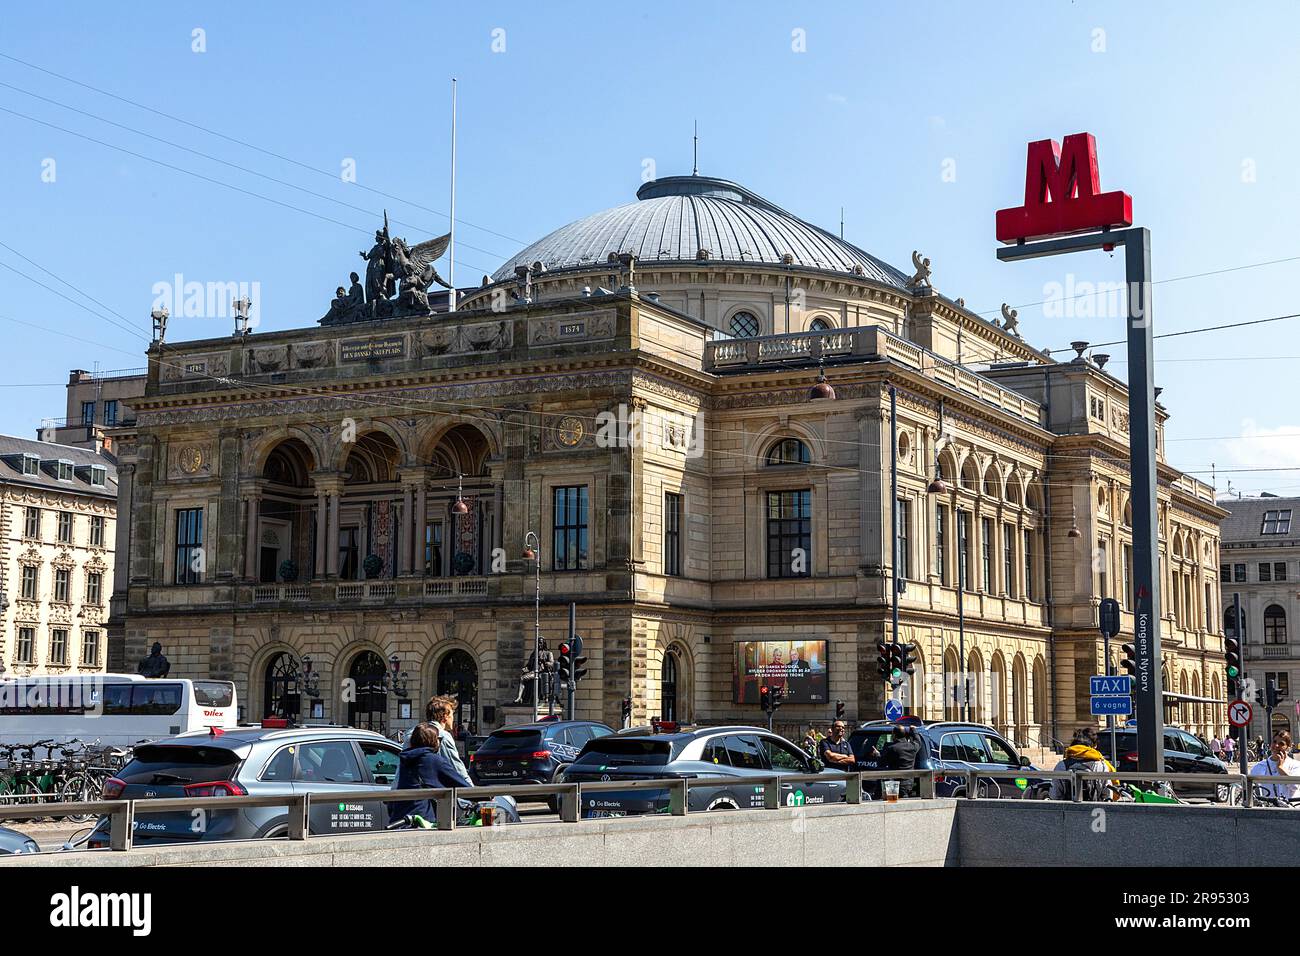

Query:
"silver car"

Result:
[[0, 825, 39, 855], [86, 725, 402, 847]]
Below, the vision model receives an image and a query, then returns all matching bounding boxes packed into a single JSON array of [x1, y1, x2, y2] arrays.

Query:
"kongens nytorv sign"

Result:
[[340, 334, 407, 363]]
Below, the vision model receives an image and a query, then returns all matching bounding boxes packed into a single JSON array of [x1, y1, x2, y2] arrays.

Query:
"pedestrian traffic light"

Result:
[[876, 641, 890, 681], [1224, 636, 1241, 694], [1119, 642, 1137, 677], [760, 685, 772, 713], [835, 700, 846, 720], [557, 642, 573, 685], [571, 634, 588, 684]]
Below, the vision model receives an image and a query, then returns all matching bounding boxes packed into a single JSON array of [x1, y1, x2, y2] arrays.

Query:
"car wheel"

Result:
[[705, 797, 739, 811], [256, 822, 290, 840]]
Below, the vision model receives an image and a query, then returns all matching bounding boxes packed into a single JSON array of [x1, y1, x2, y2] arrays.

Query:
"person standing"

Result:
[[818, 720, 856, 772], [1209, 734, 1223, 759], [1249, 731, 1300, 802], [1223, 732, 1236, 763], [881, 724, 922, 797]]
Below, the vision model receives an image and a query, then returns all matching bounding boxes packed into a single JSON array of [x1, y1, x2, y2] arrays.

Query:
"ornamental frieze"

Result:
[[529, 310, 616, 346], [161, 352, 230, 382], [135, 370, 635, 427]]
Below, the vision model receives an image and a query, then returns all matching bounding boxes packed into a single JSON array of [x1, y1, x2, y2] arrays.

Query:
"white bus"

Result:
[[0, 674, 237, 747]]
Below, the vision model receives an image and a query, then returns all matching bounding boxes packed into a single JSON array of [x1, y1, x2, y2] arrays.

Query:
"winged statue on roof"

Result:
[[326, 211, 452, 322]]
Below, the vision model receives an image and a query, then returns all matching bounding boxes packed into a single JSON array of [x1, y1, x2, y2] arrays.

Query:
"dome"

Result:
[[490, 175, 910, 288]]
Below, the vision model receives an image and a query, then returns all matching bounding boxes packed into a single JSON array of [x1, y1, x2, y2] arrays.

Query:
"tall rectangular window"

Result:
[[57, 511, 73, 543], [23, 507, 39, 539], [1003, 523, 1016, 598], [957, 510, 971, 590], [1023, 528, 1034, 602], [49, 629, 68, 666], [1260, 562, 1272, 582], [174, 507, 204, 584], [90, 515, 105, 548], [103, 400, 119, 426], [1097, 538, 1110, 598], [424, 522, 443, 575], [54, 568, 70, 603], [15, 628, 34, 664], [338, 527, 360, 580], [664, 492, 682, 577], [82, 630, 101, 667], [81, 401, 95, 425], [1220, 563, 1230, 582], [85, 571, 103, 606], [20, 565, 37, 601], [766, 489, 811, 579], [1275, 562, 1288, 582], [552, 486, 590, 571], [1234, 563, 1246, 583], [980, 517, 992, 592], [1123, 544, 1134, 609], [1204, 582, 1213, 631], [935, 504, 948, 586], [895, 498, 911, 580]]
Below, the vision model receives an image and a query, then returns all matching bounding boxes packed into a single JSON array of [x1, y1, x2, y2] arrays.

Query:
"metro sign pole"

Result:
[[995, 133, 1165, 774]]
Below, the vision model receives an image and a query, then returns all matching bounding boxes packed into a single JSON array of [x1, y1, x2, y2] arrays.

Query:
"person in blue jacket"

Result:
[[389, 721, 472, 825]]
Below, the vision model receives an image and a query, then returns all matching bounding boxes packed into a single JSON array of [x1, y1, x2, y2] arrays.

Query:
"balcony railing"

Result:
[[253, 585, 310, 604]]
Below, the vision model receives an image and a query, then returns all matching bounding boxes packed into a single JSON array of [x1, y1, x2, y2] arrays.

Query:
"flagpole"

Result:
[[448, 77, 458, 313]]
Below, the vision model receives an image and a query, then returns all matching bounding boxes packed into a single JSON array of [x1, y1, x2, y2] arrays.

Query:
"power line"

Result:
[[0, 50, 528, 247], [1047, 311, 1300, 356]]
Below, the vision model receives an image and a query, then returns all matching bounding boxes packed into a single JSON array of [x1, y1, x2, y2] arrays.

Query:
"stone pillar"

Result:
[[398, 485, 413, 575], [314, 488, 327, 577], [314, 474, 344, 577], [415, 481, 427, 573], [243, 484, 260, 582], [327, 490, 340, 576]]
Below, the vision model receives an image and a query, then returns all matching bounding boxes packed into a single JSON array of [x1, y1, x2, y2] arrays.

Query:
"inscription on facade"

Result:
[[340, 335, 407, 362]]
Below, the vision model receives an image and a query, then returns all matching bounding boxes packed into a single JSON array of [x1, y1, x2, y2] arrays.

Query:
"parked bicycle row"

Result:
[[0, 738, 138, 823]]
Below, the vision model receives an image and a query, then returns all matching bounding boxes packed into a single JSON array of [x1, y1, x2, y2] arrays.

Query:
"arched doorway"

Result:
[[263, 652, 301, 719], [348, 651, 389, 731], [436, 650, 478, 734]]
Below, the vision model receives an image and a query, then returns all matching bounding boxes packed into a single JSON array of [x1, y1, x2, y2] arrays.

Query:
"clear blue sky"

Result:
[[2, 1, 1298, 494]]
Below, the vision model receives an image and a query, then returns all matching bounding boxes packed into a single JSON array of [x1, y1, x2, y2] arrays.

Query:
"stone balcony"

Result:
[[704, 326, 1045, 427]]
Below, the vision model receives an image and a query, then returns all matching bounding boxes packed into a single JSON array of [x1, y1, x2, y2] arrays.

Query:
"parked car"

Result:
[[0, 825, 39, 855], [849, 718, 1044, 799], [468, 720, 615, 796], [557, 725, 848, 817], [1094, 725, 1234, 801], [85, 724, 404, 848]]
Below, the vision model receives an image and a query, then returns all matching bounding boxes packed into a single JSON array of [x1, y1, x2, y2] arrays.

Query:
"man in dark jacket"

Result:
[[389, 722, 473, 825], [881, 724, 922, 797]]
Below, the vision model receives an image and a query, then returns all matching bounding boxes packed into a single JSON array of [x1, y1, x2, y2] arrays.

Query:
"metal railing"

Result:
[[2, 767, 1295, 855]]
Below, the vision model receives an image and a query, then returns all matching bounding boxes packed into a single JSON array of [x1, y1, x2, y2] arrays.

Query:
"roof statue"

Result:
[[908, 250, 932, 288], [1000, 303, 1021, 338], [321, 211, 452, 325]]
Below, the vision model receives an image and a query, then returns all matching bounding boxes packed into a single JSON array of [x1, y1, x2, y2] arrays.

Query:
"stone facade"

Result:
[[112, 177, 1227, 746]]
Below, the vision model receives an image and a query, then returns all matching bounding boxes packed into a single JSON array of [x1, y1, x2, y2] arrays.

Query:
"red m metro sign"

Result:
[[995, 132, 1133, 243]]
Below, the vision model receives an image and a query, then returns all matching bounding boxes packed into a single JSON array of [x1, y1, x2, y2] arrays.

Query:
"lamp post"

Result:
[[523, 531, 541, 716]]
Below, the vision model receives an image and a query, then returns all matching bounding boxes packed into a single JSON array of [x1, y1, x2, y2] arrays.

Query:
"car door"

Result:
[[760, 734, 844, 807], [716, 734, 768, 810], [1163, 730, 1194, 774], [980, 733, 1032, 797], [293, 739, 387, 834]]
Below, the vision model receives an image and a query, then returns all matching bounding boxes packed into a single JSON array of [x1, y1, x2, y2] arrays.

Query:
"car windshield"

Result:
[[118, 745, 241, 785], [568, 737, 677, 767], [476, 730, 544, 755]]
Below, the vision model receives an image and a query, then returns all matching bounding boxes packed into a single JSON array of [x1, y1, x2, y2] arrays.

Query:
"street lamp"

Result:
[[232, 298, 253, 337], [451, 473, 469, 514], [523, 531, 542, 715]]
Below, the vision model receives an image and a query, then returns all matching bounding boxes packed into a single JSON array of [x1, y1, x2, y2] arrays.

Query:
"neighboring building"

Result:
[[0, 435, 117, 676], [40, 368, 146, 454], [1218, 494, 1300, 741], [112, 173, 1225, 745]]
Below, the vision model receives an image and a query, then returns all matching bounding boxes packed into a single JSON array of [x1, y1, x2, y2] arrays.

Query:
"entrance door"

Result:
[[263, 652, 301, 719], [437, 650, 478, 735], [348, 652, 388, 731]]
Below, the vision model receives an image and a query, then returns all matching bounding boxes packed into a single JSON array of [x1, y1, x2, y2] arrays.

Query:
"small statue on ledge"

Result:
[[137, 641, 171, 679]]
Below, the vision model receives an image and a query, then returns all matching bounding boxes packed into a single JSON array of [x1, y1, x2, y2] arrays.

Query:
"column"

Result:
[[314, 488, 327, 577], [327, 487, 341, 577], [398, 485, 413, 575], [243, 489, 258, 581], [415, 482, 427, 574]]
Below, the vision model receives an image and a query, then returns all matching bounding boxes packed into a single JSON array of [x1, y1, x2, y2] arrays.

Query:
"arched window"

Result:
[[1265, 604, 1287, 644], [809, 316, 832, 332], [263, 652, 300, 719], [1225, 606, 1246, 640], [347, 651, 388, 732], [437, 650, 478, 734], [661, 650, 679, 723], [766, 438, 811, 465], [728, 311, 760, 338]]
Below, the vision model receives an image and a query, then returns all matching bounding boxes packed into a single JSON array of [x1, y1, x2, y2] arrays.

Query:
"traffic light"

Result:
[[557, 642, 573, 686], [1120, 642, 1137, 678], [1224, 635, 1241, 695], [760, 685, 772, 713], [571, 634, 588, 684], [835, 700, 846, 720], [900, 643, 918, 681], [886, 643, 904, 685], [876, 641, 890, 681], [1267, 679, 1280, 709]]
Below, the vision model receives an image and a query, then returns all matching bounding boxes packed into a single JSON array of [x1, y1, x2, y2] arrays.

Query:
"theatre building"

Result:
[[113, 174, 1227, 746]]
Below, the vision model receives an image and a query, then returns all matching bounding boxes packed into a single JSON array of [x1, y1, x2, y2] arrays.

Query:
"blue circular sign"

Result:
[[884, 698, 904, 722]]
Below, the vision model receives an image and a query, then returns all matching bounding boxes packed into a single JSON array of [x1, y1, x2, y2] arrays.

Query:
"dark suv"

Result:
[[1094, 725, 1233, 800], [468, 720, 614, 792], [849, 718, 1042, 798]]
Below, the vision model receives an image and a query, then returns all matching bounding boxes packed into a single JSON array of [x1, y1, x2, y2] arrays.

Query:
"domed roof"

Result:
[[490, 175, 910, 288]]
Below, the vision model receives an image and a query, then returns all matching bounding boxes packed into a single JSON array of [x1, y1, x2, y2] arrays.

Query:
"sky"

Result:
[[2, 0, 1299, 495]]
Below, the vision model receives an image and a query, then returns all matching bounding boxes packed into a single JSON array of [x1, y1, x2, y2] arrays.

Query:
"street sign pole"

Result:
[[998, 227, 1164, 773], [1236, 593, 1247, 778], [1098, 597, 1121, 767]]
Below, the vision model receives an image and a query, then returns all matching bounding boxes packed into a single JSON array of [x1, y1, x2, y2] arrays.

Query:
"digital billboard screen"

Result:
[[733, 640, 828, 705]]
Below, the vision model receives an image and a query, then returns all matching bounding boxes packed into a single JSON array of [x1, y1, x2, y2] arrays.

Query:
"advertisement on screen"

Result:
[[733, 640, 828, 704]]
